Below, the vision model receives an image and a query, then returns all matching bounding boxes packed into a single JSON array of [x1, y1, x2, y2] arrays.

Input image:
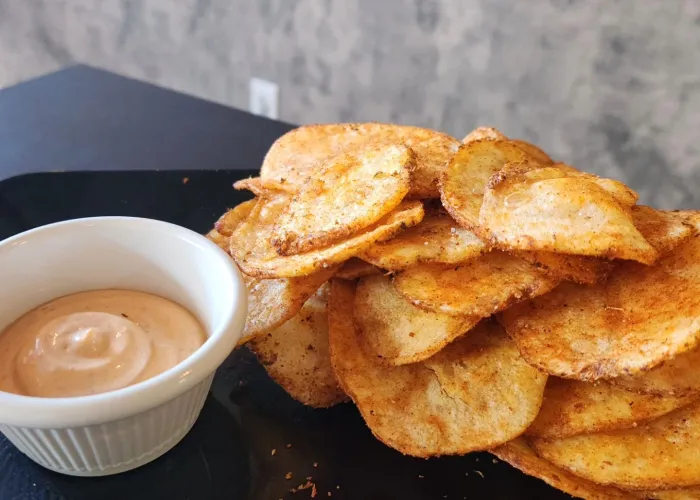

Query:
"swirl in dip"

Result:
[[0, 290, 206, 398]]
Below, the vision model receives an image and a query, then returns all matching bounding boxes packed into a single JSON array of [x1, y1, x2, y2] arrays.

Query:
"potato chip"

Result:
[[230, 195, 424, 278], [510, 139, 554, 165], [393, 252, 559, 317], [440, 139, 529, 231], [479, 162, 657, 264], [233, 176, 295, 196], [610, 345, 700, 397], [526, 378, 695, 439], [490, 438, 639, 500], [335, 258, 380, 280], [271, 143, 413, 255], [354, 274, 479, 365], [240, 266, 337, 345], [250, 284, 347, 408], [206, 229, 230, 252], [632, 205, 692, 255], [503, 235, 700, 380], [359, 208, 487, 270], [462, 126, 506, 143], [329, 280, 547, 456], [260, 123, 459, 199], [512, 251, 613, 284], [531, 399, 700, 490], [214, 199, 257, 236], [542, 162, 639, 208]]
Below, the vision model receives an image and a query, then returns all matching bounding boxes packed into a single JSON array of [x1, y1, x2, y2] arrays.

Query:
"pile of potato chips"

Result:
[[208, 123, 700, 500]]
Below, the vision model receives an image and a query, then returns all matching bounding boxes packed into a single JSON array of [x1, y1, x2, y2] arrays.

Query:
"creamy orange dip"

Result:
[[0, 290, 206, 398]]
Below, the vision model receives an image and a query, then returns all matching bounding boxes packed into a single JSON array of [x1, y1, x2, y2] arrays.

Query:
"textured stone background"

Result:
[[1, 0, 700, 208]]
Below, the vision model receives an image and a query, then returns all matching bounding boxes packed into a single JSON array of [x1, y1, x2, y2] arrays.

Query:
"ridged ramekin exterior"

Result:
[[0, 375, 213, 477]]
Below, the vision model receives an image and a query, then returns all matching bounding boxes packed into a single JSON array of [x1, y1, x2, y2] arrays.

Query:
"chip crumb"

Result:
[[287, 443, 292, 448], [418, 474, 424, 479], [285, 472, 293, 480], [328, 493, 332, 497], [336, 485, 340, 490], [313, 462, 318, 468], [473, 470, 484, 479], [182, 177, 189, 184], [311, 484, 318, 497], [492, 458, 498, 463], [271, 449, 277, 456]]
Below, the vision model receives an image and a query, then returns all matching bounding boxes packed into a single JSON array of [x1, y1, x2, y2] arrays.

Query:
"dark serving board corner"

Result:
[[0, 170, 568, 500]]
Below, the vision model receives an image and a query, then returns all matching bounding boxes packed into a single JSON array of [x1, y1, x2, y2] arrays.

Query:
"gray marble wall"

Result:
[[1, 0, 699, 208]]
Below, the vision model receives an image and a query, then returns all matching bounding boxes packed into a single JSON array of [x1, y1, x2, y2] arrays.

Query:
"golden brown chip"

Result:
[[335, 258, 381, 280], [610, 346, 700, 397], [632, 205, 693, 255], [230, 196, 424, 278], [354, 274, 479, 365], [271, 143, 413, 255], [240, 266, 337, 345], [260, 123, 459, 199], [206, 229, 230, 252], [249, 284, 347, 408], [393, 252, 559, 317], [329, 279, 547, 457], [479, 162, 657, 264], [359, 208, 487, 270], [526, 378, 695, 439], [510, 139, 554, 165], [531, 400, 700, 490], [490, 438, 639, 500], [462, 126, 506, 143], [513, 251, 613, 285], [440, 139, 529, 232], [503, 235, 700, 380], [233, 176, 295, 196], [214, 199, 257, 236]]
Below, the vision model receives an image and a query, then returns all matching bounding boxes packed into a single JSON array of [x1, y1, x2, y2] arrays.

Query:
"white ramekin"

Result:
[[0, 217, 247, 476]]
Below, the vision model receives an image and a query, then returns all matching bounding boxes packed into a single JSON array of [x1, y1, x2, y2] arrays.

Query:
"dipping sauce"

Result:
[[0, 290, 206, 398]]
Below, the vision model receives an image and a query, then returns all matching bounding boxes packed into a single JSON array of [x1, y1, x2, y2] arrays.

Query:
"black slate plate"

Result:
[[0, 170, 569, 500]]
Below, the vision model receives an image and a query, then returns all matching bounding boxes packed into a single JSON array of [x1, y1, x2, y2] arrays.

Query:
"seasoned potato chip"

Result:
[[271, 144, 413, 255], [462, 126, 506, 143], [230, 195, 424, 278], [440, 140, 529, 231], [214, 199, 257, 236], [527, 378, 694, 439], [490, 438, 639, 500], [335, 258, 380, 280], [632, 205, 692, 255], [260, 123, 459, 199], [250, 284, 346, 408], [531, 399, 700, 490], [393, 252, 559, 317], [240, 266, 337, 345], [233, 176, 295, 196], [354, 274, 479, 365], [513, 251, 613, 284], [510, 139, 554, 165], [206, 229, 230, 252], [611, 345, 700, 397], [503, 235, 700, 380], [329, 280, 547, 456], [479, 162, 657, 264], [360, 208, 487, 270]]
